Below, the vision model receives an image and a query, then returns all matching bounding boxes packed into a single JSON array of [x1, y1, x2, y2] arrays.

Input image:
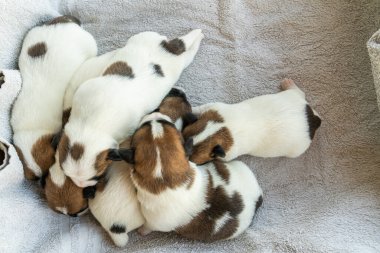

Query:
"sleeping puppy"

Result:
[[156, 87, 192, 130], [87, 139, 145, 248], [182, 78, 322, 165], [57, 29, 204, 188], [40, 157, 90, 217], [11, 15, 97, 180], [108, 112, 263, 242], [41, 87, 192, 217]]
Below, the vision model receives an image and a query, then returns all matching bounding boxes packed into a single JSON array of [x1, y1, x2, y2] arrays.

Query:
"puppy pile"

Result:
[[11, 16, 321, 247]]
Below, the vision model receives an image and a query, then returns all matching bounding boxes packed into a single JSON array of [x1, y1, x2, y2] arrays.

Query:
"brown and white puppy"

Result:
[[108, 113, 263, 242], [11, 15, 97, 180], [58, 30, 203, 188], [156, 87, 192, 130], [182, 78, 322, 165], [40, 158, 90, 217], [87, 139, 145, 248]]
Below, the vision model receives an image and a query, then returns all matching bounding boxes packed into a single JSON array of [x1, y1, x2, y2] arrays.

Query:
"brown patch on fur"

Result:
[[213, 160, 230, 183], [70, 143, 84, 161], [46, 15, 81, 26], [15, 145, 39, 180], [131, 123, 194, 194], [189, 127, 233, 165], [176, 170, 244, 242], [161, 38, 186, 55], [62, 108, 71, 126], [183, 110, 224, 139], [103, 61, 134, 78], [44, 172, 87, 215], [58, 133, 70, 166], [95, 150, 112, 176], [27, 42, 47, 58], [31, 134, 56, 175], [158, 97, 192, 123]]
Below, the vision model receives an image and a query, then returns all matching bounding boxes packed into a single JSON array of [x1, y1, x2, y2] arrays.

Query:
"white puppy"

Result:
[[182, 78, 322, 165], [56, 29, 204, 187], [11, 16, 97, 180], [87, 139, 144, 248], [108, 113, 263, 242]]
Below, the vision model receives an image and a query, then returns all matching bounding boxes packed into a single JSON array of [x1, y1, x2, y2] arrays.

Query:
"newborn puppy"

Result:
[[108, 113, 263, 242], [57, 29, 204, 188], [182, 78, 322, 165], [156, 87, 192, 130], [11, 15, 97, 180], [88, 139, 144, 248], [40, 158, 90, 217]]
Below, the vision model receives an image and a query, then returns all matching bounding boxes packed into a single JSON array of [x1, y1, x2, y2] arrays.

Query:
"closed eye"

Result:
[[89, 175, 103, 181]]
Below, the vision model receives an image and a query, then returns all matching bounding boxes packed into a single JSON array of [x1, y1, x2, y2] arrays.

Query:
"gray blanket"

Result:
[[0, 0, 380, 252]]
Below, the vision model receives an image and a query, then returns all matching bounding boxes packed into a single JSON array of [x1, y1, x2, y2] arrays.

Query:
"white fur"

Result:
[[192, 84, 316, 160], [89, 161, 145, 248], [61, 30, 204, 187], [11, 21, 97, 177], [133, 160, 262, 240]]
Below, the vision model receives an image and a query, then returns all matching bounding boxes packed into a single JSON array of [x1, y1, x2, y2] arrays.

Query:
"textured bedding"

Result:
[[0, 0, 380, 252]]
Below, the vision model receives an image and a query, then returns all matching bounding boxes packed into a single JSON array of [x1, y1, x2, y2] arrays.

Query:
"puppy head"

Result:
[[41, 164, 89, 216], [108, 113, 194, 194], [182, 110, 233, 165], [58, 127, 116, 188], [155, 88, 192, 130]]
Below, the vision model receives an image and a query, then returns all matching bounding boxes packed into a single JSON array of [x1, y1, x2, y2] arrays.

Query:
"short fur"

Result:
[[111, 113, 262, 242], [88, 140, 145, 248], [11, 16, 97, 179], [183, 78, 322, 165], [59, 29, 204, 187], [157, 87, 192, 130]]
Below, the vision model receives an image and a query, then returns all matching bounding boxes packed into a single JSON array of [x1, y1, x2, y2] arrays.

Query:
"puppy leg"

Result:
[[109, 232, 129, 248], [137, 225, 153, 236], [179, 29, 204, 68]]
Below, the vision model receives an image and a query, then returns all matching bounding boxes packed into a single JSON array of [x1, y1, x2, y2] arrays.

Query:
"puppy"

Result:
[[87, 139, 145, 248], [40, 157, 90, 217], [108, 113, 263, 242], [11, 16, 97, 180], [156, 87, 192, 130], [57, 29, 204, 188], [182, 78, 322, 165]]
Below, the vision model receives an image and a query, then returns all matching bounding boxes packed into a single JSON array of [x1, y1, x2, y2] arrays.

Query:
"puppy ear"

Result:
[[107, 149, 135, 164], [83, 186, 96, 199], [182, 112, 198, 129], [39, 172, 48, 189], [118, 148, 135, 164], [184, 138, 194, 157], [51, 131, 63, 150], [211, 145, 226, 158], [107, 149, 123, 161]]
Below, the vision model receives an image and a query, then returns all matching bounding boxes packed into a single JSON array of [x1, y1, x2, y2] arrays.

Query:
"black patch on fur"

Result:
[[161, 38, 185, 55], [108, 149, 135, 164], [46, 15, 81, 26], [165, 88, 186, 99], [51, 131, 63, 150], [182, 112, 198, 129], [83, 186, 96, 199], [110, 224, 126, 234], [184, 138, 194, 157], [212, 145, 226, 158], [39, 172, 48, 189], [305, 105, 321, 139], [153, 64, 164, 77], [255, 195, 263, 212], [0, 72, 4, 89], [28, 42, 47, 58]]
